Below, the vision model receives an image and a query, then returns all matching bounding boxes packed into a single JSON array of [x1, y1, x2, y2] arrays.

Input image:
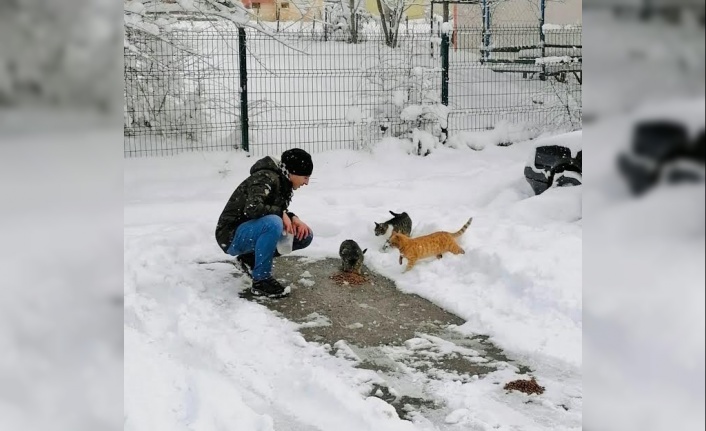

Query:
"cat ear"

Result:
[[374, 222, 380, 227]]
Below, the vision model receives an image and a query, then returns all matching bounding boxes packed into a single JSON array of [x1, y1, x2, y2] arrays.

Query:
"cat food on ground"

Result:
[[330, 271, 367, 286], [503, 377, 545, 395]]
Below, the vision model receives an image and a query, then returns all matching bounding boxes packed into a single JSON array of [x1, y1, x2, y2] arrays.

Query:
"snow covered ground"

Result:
[[1, 114, 123, 431], [582, 98, 705, 431], [7, 4, 706, 430], [583, 107, 705, 431], [124, 132, 582, 430], [581, 10, 705, 431]]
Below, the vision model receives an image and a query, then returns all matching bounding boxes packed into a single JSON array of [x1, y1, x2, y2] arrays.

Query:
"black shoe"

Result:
[[236, 253, 255, 279], [251, 277, 290, 298]]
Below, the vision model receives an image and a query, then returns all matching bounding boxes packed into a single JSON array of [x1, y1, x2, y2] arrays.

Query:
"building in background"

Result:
[[447, 0, 582, 50], [451, 0, 582, 29], [242, 0, 324, 22], [363, 0, 429, 20], [240, 0, 432, 23]]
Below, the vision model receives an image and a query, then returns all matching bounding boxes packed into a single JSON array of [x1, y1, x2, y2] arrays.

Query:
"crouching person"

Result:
[[215, 148, 314, 298]]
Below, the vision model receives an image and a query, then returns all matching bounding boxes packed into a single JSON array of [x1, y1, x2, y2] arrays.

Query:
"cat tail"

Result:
[[363, 248, 368, 254], [389, 210, 401, 217], [452, 217, 474, 238]]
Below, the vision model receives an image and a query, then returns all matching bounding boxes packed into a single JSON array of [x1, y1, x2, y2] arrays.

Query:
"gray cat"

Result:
[[374, 210, 412, 250], [339, 239, 367, 274]]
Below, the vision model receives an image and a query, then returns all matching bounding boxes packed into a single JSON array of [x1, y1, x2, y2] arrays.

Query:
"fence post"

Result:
[[481, 0, 487, 63], [238, 27, 250, 153], [539, 0, 546, 80], [441, 1, 450, 142], [350, 0, 358, 43], [429, 1, 435, 57]]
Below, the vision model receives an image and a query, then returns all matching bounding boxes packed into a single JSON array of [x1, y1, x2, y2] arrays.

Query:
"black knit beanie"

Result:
[[281, 148, 313, 176]]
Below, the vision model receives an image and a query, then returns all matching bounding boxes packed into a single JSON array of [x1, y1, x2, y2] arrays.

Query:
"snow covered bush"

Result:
[[123, 22, 215, 139], [123, 0, 254, 141], [353, 47, 446, 154]]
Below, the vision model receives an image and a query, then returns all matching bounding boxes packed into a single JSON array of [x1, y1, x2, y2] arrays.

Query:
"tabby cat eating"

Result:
[[339, 239, 367, 274]]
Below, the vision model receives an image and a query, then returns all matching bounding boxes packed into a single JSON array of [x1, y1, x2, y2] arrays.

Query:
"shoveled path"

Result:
[[231, 256, 531, 420]]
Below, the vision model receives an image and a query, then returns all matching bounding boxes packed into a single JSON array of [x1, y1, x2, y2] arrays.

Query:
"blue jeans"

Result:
[[225, 214, 313, 281]]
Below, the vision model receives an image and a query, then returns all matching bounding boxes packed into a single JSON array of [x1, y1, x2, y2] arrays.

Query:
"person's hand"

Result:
[[282, 212, 294, 235], [291, 217, 311, 241]]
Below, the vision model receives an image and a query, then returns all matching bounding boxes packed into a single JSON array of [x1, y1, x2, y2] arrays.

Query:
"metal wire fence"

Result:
[[244, 28, 441, 156], [447, 25, 582, 134], [124, 25, 243, 157], [124, 18, 581, 157]]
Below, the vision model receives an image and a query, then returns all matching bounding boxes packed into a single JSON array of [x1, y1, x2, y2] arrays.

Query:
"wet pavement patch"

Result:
[[208, 255, 531, 420], [268, 257, 466, 347]]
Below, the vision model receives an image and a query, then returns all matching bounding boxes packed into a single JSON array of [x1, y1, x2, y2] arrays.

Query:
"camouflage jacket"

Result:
[[215, 156, 295, 251]]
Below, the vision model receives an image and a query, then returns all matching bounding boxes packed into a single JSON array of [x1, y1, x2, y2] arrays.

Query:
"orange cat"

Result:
[[388, 218, 473, 272]]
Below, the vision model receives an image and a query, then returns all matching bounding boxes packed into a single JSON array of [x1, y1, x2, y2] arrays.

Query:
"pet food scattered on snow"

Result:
[[503, 377, 545, 395]]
